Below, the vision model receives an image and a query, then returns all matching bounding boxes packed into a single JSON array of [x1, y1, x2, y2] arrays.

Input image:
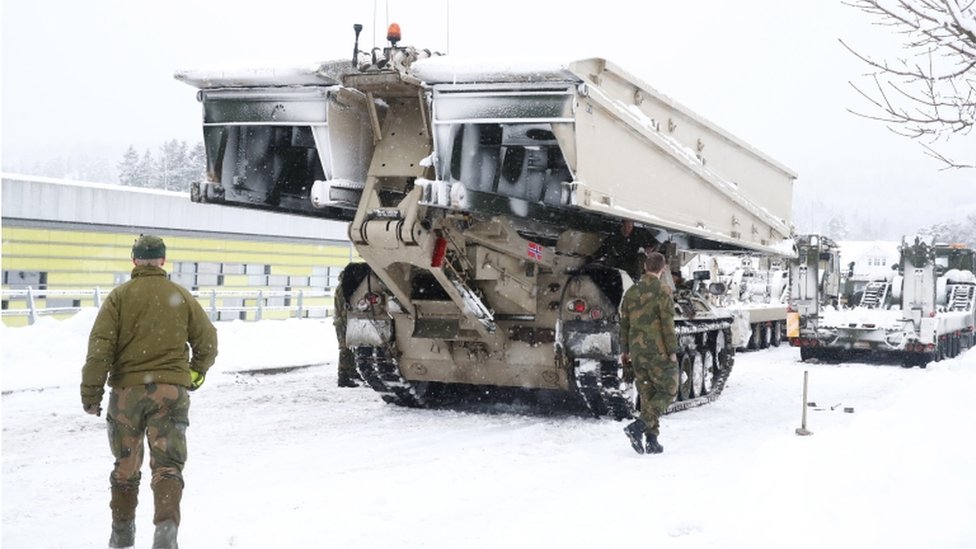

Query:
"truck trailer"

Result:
[[789, 235, 976, 366]]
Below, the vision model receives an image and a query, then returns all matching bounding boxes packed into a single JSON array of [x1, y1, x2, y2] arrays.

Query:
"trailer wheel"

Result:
[[770, 321, 782, 347], [745, 324, 757, 350], [800, 347, 819, 361]]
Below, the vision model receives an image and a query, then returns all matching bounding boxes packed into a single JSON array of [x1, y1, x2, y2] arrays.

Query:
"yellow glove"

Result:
[[189, 369, 206, 391]]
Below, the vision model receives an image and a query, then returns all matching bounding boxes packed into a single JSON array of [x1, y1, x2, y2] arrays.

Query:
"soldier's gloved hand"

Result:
[[621, 352, 631, 365], [83, 403, 102, 417], [189, 369, 206, 391], [669, 353, 678, 364]]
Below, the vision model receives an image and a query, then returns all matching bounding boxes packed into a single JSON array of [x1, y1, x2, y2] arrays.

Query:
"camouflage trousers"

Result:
[[107, 383, 189, 491], [335, 324, 357, 376], [633, 356, 679, 437]]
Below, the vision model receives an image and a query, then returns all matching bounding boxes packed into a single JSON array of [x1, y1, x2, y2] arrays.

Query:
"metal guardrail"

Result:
[[1, 287, 334, 324]]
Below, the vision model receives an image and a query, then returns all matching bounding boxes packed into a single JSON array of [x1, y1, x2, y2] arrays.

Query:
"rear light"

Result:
[[926, 343, 936, 351], [567, 299, 587, 314], [431, 237, 448, 267], [589, 307, 604, 320], [929, 311, 937, 318], [366, 292, 380, 305]]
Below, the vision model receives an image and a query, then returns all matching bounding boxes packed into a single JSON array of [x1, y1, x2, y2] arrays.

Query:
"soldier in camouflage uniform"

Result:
[[81, 235, 218, 549], [335, 265, 363, 387], [619, 251, 680, 455], [591, 219, 661, 281]]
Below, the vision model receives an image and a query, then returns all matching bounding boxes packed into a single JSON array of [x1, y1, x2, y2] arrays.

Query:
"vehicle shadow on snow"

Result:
[[410, 383, 599, 419]]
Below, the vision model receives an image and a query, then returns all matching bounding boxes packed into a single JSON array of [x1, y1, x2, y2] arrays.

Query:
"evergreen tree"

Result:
[[137, 149, 160, 188], [185, 141, 207, 185], [826, 215, 849, 241], [117, 146, 140, 186]]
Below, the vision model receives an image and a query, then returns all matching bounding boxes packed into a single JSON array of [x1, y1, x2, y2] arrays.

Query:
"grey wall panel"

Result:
[[2, 175, 349, 242]]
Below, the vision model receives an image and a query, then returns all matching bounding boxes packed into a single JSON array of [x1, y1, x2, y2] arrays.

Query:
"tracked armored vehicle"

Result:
[[176, 26, 796, 417]]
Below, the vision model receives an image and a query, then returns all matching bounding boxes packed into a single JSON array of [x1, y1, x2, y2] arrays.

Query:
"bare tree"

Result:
[[842, 0, 976, 168]]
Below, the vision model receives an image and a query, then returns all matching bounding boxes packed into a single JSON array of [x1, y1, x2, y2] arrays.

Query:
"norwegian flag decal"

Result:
[[527, 242, 544, 261]]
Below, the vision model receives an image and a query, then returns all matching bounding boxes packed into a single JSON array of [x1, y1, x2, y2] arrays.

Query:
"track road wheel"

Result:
[[690, 351, 704, 399], [714, 330, 730, 369], [800, 347, 817, 362], [701, 350, 715, 394], [677, 352, 694, 401]]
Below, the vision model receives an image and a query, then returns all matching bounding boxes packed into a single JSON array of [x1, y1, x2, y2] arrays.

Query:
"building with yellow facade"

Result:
[[2, 175, 353, 326]]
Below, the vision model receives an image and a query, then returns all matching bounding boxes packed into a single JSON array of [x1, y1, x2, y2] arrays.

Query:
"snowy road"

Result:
[[3, 316, 976, 548]]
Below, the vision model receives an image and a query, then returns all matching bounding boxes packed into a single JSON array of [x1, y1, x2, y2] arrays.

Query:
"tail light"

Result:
[[589, 307, 604, 320], [567, 299, 587, 314], [356, 293, 381, 311], [431, 237, 448, 268]]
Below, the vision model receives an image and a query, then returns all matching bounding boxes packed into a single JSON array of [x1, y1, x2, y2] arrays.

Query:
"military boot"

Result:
[[645, 433, 664, 454], [152, 477, 182, 548], [109, 520, 136, 548], [109, 486, 138, 548], [337, 369, 360, 388], [152, 520, 179, 549], [623, 419, 647, 454]]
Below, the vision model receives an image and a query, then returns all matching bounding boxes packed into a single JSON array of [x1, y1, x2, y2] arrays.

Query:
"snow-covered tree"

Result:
[[158, 139, 187, 191], [843, 0, 976, 168], [117, 146, 140, 186], [137, 149, 160, 188], [118, 140, 206, 190], [186, 141, 207, 184], [826, 214, 850, 240], [918, 213, 976, 246]]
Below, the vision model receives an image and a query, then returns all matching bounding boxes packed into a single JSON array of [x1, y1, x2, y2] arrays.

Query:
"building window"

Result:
[[3, 270, 47, 289]]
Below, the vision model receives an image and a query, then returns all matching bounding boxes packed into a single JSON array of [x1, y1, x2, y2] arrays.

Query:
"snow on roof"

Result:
[[174, 59, 355, 89], [838, 240, 901, 267], [411, 55, 577, 84]]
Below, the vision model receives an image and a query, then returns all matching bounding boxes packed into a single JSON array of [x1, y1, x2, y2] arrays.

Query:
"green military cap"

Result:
[[131, 234, 167, 259]]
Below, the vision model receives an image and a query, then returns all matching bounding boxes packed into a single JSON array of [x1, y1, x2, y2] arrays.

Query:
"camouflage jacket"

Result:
[[619, 274, 679, 357], [333, 277, 348, 330], [80, 265, 218, 406]]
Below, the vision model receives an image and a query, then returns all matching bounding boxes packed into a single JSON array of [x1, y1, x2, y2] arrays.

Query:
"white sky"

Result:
[[2, 0, 973, 235]]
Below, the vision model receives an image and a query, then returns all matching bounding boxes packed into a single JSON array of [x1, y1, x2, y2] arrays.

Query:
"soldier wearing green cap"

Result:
[[81, 234, 218, 549]]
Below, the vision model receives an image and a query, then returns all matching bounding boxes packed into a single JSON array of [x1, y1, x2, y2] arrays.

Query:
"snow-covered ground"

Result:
[[3, 311, 976, 548]]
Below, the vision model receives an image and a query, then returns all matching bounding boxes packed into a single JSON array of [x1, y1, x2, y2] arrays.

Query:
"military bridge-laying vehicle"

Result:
[[176, 25, 796, 418]]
